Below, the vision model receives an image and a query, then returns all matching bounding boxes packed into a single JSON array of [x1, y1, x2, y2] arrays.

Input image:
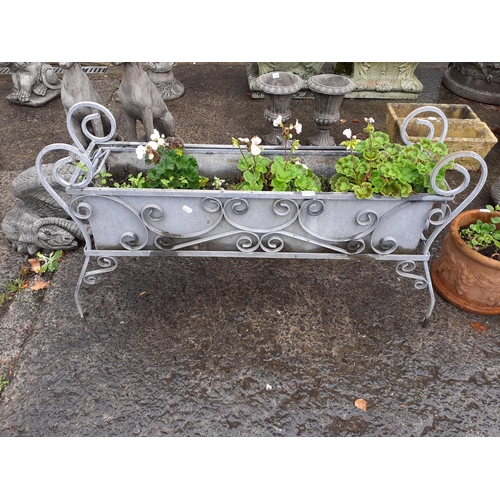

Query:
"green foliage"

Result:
[[125, 148, 208, 189], [35, 250, 64, 274], [77, 162, 115, 187], [235, 152, 271, 191], [232, 120, 322, 192], [459, 205, 500, 252], [332, 120, 455, 199], [270, 156, 322, 192], [0, 273, 27, 307], [235, 152, 321, 192]]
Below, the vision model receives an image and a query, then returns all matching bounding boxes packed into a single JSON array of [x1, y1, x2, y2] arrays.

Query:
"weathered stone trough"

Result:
[[386, 102, 497, 170]]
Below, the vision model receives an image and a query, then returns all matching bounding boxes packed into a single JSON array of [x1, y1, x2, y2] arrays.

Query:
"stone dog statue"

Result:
[[60, 62, 114, 149], [2, 164, 85, 255], [114, 62, 177, 141]]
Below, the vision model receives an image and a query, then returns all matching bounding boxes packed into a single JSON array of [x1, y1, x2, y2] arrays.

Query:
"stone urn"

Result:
[[442, 63, 500, 105], [431, 209, 500, 315], [255, 71, 304, 145], [307, 74, 356, 146]]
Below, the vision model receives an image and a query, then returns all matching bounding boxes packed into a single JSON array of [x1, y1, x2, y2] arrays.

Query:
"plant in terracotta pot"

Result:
[[431, 204, 500, 315]]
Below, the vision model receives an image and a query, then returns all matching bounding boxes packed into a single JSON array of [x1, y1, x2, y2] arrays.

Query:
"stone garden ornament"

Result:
[[443, 62, 500, 105], [1, 62, 61, 106], [114, 62, 176, 142], [146, 62, 185, 101], [60, 62, 115, 149], [2, 164, 85, 255]]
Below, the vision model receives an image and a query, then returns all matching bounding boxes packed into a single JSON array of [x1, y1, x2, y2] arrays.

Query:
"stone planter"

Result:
[[34, 102, 488, 325], [431, 209, 500, 315], [247, 62, 325, 98], [255, 71, 304, 145], [345, 62, 423, 100], [307, 74, 356, 147], [442, 63, 500, 105], [386, 102, 498, 170]]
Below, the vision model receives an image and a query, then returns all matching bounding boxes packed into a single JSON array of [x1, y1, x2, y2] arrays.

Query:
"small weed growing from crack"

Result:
[[0, 376, 9, 394], [0, 272, 28, 307], [0, 250, 65, 310]]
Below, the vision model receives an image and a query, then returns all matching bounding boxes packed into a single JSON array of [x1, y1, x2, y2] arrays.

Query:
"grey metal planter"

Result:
[[71, 186, 449, 255], [35, 102, 487, 325]]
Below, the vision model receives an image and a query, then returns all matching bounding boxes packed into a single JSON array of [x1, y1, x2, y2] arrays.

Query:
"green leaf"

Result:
[[353, 182, 374, 199]]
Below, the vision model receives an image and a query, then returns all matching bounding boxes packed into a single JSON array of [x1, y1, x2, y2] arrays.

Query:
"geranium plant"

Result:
[[459, 204, 500, 258], [331, 117, 455, 199], [232, 116, 322, 192], [126, 130, 208, 189]]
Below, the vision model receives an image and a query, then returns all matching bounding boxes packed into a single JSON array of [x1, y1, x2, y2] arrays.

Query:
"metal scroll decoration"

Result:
[[35, 102, 488, 324], [399, 105, 449, 145]]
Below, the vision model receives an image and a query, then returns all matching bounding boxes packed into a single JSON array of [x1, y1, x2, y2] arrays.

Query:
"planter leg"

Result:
[[396, 260, 434, 327], [75, 255, 91, 319], [421, 261, 435, 328], [75, 255, 119, 319]]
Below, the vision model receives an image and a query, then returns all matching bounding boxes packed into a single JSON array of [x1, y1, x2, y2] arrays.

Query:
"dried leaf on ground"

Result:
[[29, 280, 50, 291], [355, 398, 367, 411], [471, 322, 488, 332], [352, 118, 360, 123], [139, 291, 147, 296], [28, 258, 41, 274]]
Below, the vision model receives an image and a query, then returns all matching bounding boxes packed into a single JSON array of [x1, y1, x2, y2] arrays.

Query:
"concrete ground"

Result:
[[0, 63, 499, 437]]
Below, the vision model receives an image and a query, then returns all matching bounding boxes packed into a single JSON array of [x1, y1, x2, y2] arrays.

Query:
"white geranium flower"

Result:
[[148, 152, 155, 160], [150, 129, 161, 141], [238, 137, 250, 143], [273, 115, 283, 127], [147, 140, 159, 151], [136, 144, 147, 160], [250, 136, 262, 156], [343, 128, 352, 139], [294, 119, 302, 134], [365, 117, 375, 124]]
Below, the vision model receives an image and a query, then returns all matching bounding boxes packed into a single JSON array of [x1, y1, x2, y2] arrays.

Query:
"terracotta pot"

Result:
[[431, 209, 500, 315]]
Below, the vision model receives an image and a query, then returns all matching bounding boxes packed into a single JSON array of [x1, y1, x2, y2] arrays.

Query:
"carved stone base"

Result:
[[146, 62, 185, 101], [345, 62, 423, 100], [6, 88, 61, 107]]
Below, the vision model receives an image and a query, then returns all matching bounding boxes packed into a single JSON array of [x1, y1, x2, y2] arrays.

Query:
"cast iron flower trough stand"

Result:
[[35, 102, 488, 325]]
